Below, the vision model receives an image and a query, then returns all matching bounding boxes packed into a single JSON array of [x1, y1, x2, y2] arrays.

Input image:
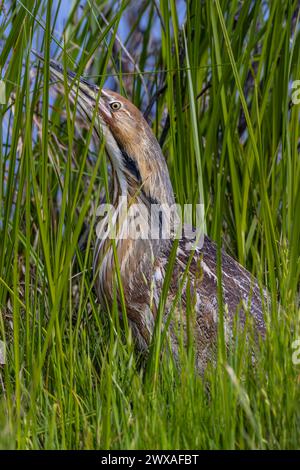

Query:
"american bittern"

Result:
[[47, 59, 266, 374]]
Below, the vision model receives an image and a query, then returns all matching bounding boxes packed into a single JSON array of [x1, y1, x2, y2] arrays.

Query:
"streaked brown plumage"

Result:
[[48, 59, 266, 374]]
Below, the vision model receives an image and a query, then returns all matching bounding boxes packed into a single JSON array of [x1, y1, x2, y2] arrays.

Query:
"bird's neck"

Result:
[[109, 131, 176, 210]]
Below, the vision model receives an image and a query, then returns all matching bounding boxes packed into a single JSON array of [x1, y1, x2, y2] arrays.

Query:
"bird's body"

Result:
[[48, 59, 266, 374]]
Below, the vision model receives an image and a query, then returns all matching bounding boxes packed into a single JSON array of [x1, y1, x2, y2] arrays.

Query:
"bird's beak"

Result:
[[33, 51, 110, 125]]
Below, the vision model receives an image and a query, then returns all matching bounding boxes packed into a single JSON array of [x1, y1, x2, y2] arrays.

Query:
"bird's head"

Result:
[[47, 58, 175, 206]]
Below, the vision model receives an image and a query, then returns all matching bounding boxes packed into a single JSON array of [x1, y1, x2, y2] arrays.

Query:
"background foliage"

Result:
[[0, 0, 299, 449]]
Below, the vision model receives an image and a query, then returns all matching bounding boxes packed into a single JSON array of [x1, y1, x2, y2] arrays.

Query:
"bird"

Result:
[[46, 57, 267, 375]]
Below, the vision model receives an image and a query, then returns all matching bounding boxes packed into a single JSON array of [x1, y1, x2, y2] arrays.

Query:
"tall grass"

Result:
[[0, 0, 299, 449]]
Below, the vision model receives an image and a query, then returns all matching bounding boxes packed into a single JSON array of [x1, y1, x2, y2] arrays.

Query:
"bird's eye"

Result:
[[110, 101, 121, 111]]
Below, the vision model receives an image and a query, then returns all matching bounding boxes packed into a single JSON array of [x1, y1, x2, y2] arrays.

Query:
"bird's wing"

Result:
[[155, 234, 267, 373], [174, 234, 267, 335]]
